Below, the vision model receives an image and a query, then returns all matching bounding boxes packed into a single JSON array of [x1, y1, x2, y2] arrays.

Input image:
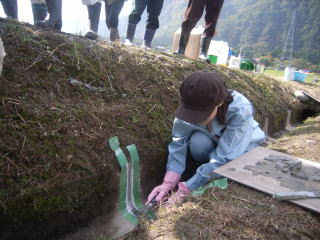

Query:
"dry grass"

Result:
[[132, 182, 320, 240]]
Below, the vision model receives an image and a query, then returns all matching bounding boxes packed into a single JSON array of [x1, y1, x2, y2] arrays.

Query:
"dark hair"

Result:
[[216, 88, 233, 125]]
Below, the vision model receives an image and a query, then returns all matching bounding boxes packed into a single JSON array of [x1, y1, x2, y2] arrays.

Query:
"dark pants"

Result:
[[128, 0, 164, 30], [45, 0, 62, 31], [105, 0, 125, 29], [0, 0, 18, 19], [182, 0, 224, 37], [32, 3, 48, 24]]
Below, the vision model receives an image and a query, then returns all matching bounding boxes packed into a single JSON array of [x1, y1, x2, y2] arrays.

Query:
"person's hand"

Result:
[[146, 182, 174, 204], [145, 171, 181, 205], [166, 182, 190, 205]]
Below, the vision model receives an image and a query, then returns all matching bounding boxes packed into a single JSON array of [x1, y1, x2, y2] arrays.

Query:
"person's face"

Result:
[[201, 102, 223, 124]]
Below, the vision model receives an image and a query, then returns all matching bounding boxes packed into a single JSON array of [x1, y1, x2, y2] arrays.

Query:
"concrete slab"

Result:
[[214, 147, 320, 213], [303, 91, 320, 104]]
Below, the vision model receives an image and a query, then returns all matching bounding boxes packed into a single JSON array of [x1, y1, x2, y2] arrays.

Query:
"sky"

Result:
[[0, 0, 133, 34]]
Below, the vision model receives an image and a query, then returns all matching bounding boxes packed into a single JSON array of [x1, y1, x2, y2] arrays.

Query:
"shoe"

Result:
[[85, 2, 101, 38], [141, 28, 156, 49], [124, 23, 136, 46], [35, 19, 49, 28], [199, 36, 212, 61], [40, 0, 62, 31], [32, 3, 47, 25], [85, 30, 98, 40], [110, 28, 120, 42]]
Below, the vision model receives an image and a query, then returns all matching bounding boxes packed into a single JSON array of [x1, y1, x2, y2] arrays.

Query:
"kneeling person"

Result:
[[147, 71, 266, 205]]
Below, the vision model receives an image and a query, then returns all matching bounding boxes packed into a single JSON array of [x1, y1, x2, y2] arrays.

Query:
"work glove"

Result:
[[146, 171, 180, 204], [166, 182, 190, 205]]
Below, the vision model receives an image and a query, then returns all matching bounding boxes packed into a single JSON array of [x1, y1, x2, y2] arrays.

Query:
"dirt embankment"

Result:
[[0, 19, 319, 239], [268, 116, 320, 163]]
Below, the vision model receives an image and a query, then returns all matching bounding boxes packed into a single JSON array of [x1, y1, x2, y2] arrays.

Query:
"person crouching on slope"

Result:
[[146, 71, 266, 205]]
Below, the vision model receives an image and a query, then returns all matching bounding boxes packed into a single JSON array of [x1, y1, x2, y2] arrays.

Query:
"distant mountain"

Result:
[[98, 0, 320, 64], [215, 0, 320, 64]]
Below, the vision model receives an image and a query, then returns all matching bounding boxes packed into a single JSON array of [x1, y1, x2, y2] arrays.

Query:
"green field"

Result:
[[264, 69, 320, 85], [264, 69, 284, 78]]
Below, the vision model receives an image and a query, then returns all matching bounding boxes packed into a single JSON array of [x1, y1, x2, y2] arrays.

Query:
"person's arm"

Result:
[[166, 118, 196, 174], [147, 118, 201, 204], [186, 104, 254, 190], [209, 103, 254, 168]]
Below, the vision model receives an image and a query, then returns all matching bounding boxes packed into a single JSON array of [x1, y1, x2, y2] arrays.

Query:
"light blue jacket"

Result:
[[166, 90, 266, 190]]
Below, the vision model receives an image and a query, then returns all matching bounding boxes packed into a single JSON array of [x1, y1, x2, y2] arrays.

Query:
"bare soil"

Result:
[[0, 19, 319, 239], [268, 116, 320, 163]]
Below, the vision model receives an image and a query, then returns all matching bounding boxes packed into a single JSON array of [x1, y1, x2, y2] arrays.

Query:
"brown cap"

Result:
[[175, 71, 227, 123]]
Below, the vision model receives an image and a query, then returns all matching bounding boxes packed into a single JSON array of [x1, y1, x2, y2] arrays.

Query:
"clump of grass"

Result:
[[136, 183, 320, 240]]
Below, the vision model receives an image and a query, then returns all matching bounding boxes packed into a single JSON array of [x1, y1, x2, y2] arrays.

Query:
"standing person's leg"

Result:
[[53, 0, 62, 31], [107, 0, 125, 42], [176, 0, 206, 54], [85, 2, 101, 40], [142, 0, 164, 48], [125, 0, 148, 45], [105, 2, 111, 29], [38, 0, 62, 31], [1, 0, 18, 20], [31, 0, 47, 25], [45, 0, 61, 30], [199, 0, 224, 60]]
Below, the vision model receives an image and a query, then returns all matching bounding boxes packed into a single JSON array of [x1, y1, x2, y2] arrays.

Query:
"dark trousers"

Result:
[[45, 0, 62, 31], [182, 0, 224, 37], [32, 3, 48, 24], [105, 0, 125, 29], [0, 0, 18, 19], [128, 0, 164, 30]]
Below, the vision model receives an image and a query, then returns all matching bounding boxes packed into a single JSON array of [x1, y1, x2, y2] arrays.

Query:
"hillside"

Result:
[[216, 0, 320, 64], [0, 19, 320, 239]]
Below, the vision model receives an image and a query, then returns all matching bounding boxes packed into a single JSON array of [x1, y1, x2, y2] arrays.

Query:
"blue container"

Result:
[[293, 72, 307, 82]]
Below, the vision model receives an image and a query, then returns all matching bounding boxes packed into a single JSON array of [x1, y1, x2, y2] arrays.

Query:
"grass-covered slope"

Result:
[[0, 19, 317, 238]]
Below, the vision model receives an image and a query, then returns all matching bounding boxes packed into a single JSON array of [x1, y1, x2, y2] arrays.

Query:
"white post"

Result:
[[0, 37, 6, 76], [285, 110, 294, 131]]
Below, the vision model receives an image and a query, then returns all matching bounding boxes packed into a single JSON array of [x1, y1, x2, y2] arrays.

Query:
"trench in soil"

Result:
[[2, 106, 318, 240]]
